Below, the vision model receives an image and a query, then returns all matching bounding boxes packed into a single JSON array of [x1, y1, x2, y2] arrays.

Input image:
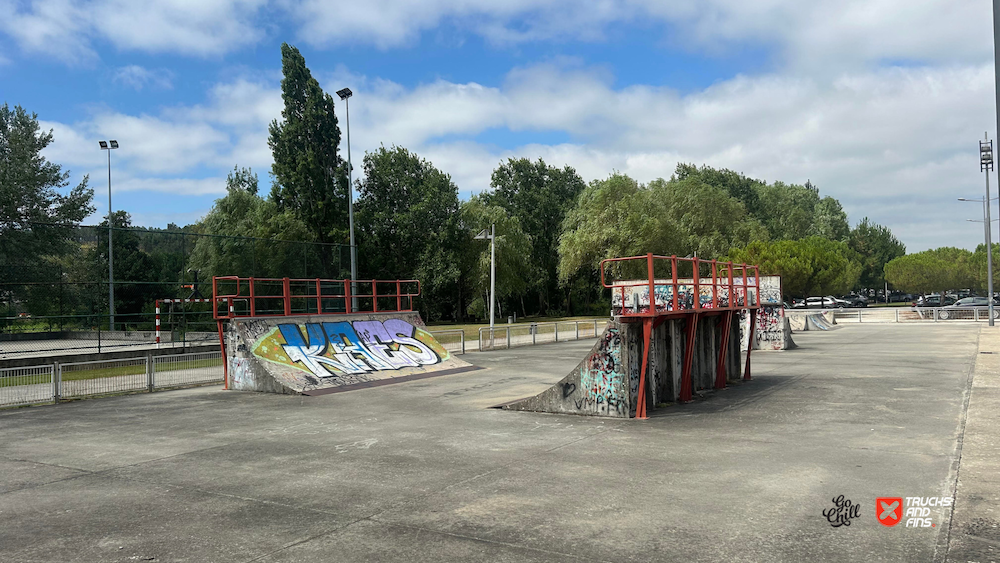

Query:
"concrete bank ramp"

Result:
[[501, 321, 636, 418], [501, 316, 741, 418], [786, 310, 838, 332], [225, 312, 478, 395]]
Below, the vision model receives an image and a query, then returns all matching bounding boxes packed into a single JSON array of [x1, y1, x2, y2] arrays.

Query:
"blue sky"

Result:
[[0, 0, 996, 251]]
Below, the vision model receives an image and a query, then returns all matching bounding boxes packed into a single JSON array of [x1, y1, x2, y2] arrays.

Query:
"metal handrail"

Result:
[[600, 253, 760, 316], [427, 329, 466, 354], [212, 276, 421, 319], [476, 319, 606, 351]]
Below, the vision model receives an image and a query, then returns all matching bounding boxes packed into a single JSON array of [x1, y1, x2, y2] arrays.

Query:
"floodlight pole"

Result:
[[336, 88, 357, 311], [100, 140, 118, 331], [490, 223, 496, 329], [982, 135, 995, 325]]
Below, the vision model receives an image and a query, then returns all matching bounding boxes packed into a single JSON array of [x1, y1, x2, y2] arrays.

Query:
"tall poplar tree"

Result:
[[267, 43, 349, 274]]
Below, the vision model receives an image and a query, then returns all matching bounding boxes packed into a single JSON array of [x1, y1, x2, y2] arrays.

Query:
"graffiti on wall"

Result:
[[758, 275, 782, 305], [248, 319, 449, 379], [575, 328, 627, 415], [612, 277, 761, 314]]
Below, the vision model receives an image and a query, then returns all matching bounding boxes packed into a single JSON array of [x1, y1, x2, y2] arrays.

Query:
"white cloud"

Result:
[[0, 0, 266, 62], [1, 0, 989, 71], [37, 55, 996, 251], [112, 66, 175, 91]]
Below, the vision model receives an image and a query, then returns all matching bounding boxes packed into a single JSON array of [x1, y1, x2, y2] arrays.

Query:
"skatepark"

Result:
[[2, 318, 998, 562]]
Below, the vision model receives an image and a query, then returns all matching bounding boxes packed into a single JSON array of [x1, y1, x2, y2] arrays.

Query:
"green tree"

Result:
[[267, 43, 349, 271], [755, 181, 821, 240], [848, 217, 906, 290], [558, 173, 768, 284], [188, 168, 319, 279], [0, 103, 94, 287], [558, 173, 671, 283], [355, 146, 463, 321], [811, 196, 850, 241], [884, 248, 973, 297], [460, 197, 532, 320], [728, 237, 862, 298], [487, 158, 586, 314], [673, 163, 764, 217]]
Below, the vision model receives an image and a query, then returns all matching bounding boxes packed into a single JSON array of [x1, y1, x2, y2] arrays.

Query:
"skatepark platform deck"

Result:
[[0, 323, 987, 562]]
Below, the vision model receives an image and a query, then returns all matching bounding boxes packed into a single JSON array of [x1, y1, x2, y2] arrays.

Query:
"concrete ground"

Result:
[[0, 323, 991, 562]]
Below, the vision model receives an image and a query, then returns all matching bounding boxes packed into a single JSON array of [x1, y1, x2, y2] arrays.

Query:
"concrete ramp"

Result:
[[740, 305, 796, 351], [224, 312, 478, 395], [502, 315, 742, 418], [501, 321, 636, 417], [787, 310, 838, 332]]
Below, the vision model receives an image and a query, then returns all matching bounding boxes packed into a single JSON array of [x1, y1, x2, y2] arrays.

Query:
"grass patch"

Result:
[[426, 316, 608, 341], [0, 357, 222, 387]]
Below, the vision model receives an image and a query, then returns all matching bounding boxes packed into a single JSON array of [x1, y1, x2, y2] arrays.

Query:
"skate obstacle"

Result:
[[502, 254, 763, 419], [213, 277, 478, 395]]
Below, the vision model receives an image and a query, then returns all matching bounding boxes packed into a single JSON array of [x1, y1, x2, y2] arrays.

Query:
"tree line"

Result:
[[2, 43, 912, 325]]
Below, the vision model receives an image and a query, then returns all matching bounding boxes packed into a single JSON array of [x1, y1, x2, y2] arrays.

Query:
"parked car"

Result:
[[802, 296, 846, 309], [939, 297, 1000, 319], [840, 294, 868, 308], [913, 294, 957, 307]]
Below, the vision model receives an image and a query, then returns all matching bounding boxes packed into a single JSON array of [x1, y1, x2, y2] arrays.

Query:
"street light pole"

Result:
[[99, 140, 118, 331], [981, 136, 995, 325], [335, 88, 357, 311]]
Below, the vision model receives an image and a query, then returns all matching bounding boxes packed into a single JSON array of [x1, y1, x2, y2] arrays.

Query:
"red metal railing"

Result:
[[212, 276, 421, 320], [600, 253, 760, 316]]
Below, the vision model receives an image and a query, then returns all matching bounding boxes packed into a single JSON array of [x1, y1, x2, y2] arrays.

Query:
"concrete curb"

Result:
[[945, 326, 1000, 562]]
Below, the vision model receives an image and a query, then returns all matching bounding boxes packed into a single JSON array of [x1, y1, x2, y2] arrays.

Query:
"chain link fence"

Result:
[[1, 223, 350, 358]]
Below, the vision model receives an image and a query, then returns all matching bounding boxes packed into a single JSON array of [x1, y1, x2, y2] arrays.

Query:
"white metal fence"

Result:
[[477, 319, 608, 351], [830, 307, 1000, 323], [427, 329, 466, 355], [0, 351, 224, 408]]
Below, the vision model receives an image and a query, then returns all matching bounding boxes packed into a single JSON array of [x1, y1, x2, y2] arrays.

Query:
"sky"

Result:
[[1, 0, 997, 252]]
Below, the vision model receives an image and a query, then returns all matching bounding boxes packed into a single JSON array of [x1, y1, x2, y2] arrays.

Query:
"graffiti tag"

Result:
[[277, 319, 440, 378]]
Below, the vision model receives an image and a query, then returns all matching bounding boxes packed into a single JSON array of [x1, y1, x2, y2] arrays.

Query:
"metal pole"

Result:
[[490, 223, 496, 329], [107, 149, 115, 331], [987, 155, 995, 326], [345, 96, 358, 312]]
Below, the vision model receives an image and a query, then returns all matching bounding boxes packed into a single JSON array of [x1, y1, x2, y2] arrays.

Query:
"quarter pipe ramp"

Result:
[[224, 312, 478, 395]]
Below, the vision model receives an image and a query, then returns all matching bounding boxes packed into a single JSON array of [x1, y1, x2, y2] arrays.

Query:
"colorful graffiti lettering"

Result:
[[576, 328, 628, 415], [250, 319, 447, 378]]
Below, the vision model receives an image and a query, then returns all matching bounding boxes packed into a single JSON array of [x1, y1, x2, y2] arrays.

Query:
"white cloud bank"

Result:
[[41, 58, 996, 251]]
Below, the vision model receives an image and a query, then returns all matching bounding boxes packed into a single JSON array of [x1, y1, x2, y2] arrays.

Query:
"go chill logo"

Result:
[[877, 497, 952, 528]]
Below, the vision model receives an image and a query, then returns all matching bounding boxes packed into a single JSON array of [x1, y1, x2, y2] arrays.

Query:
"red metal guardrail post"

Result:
[[311, 279, 319, 314], [671, 255, 679, 311], [711, 259, 718, 309], [646, 253, 655, 314], [693, 257, 700, 311], [373, 281, 379, 313], [282, 277, 291, 316], [249, 277, 256, 317], [344, 279, 352, 314], [397, 281, 402, 312]]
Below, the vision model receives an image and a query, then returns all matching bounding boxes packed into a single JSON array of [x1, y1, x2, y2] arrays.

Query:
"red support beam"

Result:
[[679, 312, 699, 402], [714, 310, 733, 389], [744, 308, 756, 381], [635, 317, 653, 419]]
